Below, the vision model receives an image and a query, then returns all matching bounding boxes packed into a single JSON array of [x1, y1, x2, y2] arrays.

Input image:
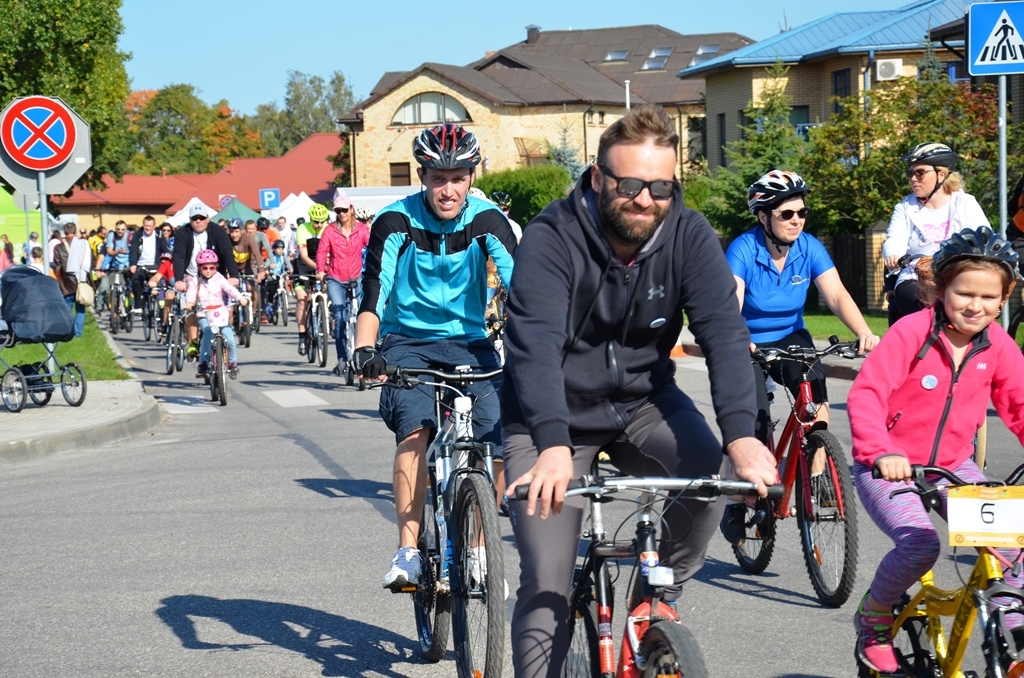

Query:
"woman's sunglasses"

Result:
[[772, 207, 810, 220]]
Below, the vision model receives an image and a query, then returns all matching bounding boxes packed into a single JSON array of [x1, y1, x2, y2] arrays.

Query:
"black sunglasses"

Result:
[[598, 165, 674, 200], [772, 207, 810, 220], [906, 167, 935, 180], [335, 207, 350, 214], [190, 215, 208, 222]]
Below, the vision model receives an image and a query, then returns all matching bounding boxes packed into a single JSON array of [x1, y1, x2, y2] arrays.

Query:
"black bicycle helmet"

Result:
[[491, 191, 512, 208], [272, 240, 284, 250], [256, 216, 271, 229], [932, 226, 1020, 279], [902, 142, 958, 169], [413, 124, 481, 170], [747, 170, 808, 216]]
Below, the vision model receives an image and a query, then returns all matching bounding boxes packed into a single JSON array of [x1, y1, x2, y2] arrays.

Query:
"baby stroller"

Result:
[[0, 266, 87, 412]]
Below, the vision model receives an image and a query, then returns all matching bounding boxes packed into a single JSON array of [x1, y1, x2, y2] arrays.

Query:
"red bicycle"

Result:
[[730, 339, 860, 607]]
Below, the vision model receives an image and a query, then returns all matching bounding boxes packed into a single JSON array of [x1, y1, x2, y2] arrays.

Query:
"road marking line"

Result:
[[263, 389, 329, 408], [157, 395, 218, 414]]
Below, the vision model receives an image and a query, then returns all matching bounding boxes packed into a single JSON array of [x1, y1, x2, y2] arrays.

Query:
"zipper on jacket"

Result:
[[927, 341, 986, 467], [605, 266, 632, 432], [886, 412, 901, 431]]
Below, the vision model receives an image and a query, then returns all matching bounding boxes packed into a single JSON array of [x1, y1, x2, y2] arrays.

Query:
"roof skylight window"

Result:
[[604, 49, 630, 62]]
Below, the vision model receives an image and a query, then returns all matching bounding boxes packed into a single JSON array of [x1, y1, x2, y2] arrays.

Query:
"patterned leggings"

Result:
[[855, 459, 1023, 624]]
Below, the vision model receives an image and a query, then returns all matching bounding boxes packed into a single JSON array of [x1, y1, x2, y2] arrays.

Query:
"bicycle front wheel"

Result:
[[315, 296, 329, 368], [109, 290, 119, 334], [452, 472, 505, 678], [174, 321, 186, 372], [565, 573, 600, 678], [638, 621, 709, 678], [281, 292, 289, 326], [731, 497, 778, 574], [797, 429, 858, 607], [414, 476, 451, 662], [216, 337, 228, 406], [166, 319, 180, 375]]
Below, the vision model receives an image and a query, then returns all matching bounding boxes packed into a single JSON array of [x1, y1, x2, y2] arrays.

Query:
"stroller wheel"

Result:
[[1, 367, 28, 413]]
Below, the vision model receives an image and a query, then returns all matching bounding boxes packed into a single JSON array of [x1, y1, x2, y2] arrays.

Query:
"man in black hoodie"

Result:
[[502, 106, 777, 677]]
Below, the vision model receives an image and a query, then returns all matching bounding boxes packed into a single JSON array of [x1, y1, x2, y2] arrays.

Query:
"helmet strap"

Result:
[[760, 213, 790, 253], [922, 168, 947, 205]]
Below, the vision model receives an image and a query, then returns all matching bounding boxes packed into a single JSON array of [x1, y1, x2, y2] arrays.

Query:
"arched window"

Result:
[[391, 92, 471, 125]]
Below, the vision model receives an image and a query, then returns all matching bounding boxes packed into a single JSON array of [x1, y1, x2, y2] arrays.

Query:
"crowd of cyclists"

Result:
[[61, 104, 1024, 676]]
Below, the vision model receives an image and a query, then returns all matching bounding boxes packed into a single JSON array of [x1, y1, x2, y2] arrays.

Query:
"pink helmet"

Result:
[[195, 249, 219, 265]]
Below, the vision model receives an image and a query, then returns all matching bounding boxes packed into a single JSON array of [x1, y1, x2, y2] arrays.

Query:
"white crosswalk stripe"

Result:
[[157, 395, 218, 414], [262, 389, 330, 408]]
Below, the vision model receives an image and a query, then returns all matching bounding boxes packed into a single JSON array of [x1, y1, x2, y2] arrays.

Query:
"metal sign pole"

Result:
[[38, 171, 49, 270], [1000, 76, 1009, 329]]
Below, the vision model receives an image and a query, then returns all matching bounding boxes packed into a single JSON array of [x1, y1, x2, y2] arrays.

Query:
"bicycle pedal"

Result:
[[391, 585, 417, 594]]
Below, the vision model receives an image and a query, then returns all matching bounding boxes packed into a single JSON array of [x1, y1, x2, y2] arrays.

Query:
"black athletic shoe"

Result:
[[720, 503, 747, 545]]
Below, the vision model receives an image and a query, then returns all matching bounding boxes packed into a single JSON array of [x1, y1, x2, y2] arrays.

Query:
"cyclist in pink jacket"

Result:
[[848, 226, 1024, 675], [185, 249, 248, 380]]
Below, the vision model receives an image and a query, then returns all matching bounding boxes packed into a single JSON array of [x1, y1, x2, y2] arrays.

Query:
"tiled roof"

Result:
[[349, 24, 751, 115], [57, 133, 344, 217], [680, 0, 984, 78], [165, 133, 344, 214], [57, 174, 208, 207]]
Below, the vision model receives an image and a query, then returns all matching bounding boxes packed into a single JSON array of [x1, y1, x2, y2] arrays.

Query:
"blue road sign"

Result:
[[969, 2, 1024, 76], [259, 188, 280, 210]]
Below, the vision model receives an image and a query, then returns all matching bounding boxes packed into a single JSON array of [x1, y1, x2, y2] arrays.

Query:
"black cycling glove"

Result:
[[354, 346, 387, 379]]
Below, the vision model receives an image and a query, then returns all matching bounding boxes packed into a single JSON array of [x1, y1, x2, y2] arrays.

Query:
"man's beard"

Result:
[[598, 189, 669, 245]]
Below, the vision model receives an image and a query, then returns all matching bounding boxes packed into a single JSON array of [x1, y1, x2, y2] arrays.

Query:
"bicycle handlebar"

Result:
[[753, 335, 860, 364], [872, 462, 1024, 508], [380, 365, 503, 388], [514, 476, 785, 501]]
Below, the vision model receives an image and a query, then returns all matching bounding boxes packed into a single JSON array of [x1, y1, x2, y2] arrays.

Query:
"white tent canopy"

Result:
[[270, 191, 318, 226], [169, 196, 219, 227]]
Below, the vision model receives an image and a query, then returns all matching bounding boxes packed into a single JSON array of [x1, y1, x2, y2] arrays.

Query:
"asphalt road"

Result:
[[1, 319, 1020, 677]]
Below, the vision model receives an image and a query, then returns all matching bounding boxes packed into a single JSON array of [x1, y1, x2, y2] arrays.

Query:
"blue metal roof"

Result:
[[680, 0, 983, 78]]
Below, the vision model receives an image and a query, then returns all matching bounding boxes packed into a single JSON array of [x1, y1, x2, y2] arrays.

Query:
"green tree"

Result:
[[803, 69, 999, 234], [250, 70, 355, 157], [547, 122, 586, 180], [687, 60, 807, 236], [0, 0, 132, 187], [475, 165, 572, 225], [128, 84, 215, 174]]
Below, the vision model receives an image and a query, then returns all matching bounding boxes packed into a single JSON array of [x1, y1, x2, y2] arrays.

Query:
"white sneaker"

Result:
[[468, 546, 509, 600], [382, 546, 421, 591]]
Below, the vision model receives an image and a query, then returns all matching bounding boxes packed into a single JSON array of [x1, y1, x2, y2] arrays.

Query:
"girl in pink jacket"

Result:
[[185, 249, 248, 379], [849, 227, 1024, 675]]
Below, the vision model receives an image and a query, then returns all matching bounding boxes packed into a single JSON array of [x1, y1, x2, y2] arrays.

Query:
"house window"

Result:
[[718, 112, 727, 166], [598, 111, 606, 125], [604, 50, 630, 62], [687, 117, 706, 163], [391, 92, 471, 125], [586, 110, 594, 124], [390, 162, 411, 186], [790, 106, 814, 140], [946, 61, 970, 83], [832, 69, 851, 114], [688, 44, 721, 68]]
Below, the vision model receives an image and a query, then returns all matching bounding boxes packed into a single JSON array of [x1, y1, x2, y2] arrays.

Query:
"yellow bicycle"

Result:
[[858, 463, 1024, 678]]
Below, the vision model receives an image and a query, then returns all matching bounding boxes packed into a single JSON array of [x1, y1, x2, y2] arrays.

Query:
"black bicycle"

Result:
[[136, 268, 159, 342], [516, 466, 782, 678], [107, 269, 133, 335], [377, 365, 505, 678]]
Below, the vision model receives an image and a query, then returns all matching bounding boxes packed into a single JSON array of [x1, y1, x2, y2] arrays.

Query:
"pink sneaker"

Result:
[[854, 593, 899, 674]]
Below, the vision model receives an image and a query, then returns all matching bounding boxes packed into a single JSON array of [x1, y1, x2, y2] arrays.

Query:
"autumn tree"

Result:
[[0, 0, 132, 187]]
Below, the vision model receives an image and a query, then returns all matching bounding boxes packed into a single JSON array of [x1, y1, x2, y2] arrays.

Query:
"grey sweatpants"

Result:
[[504, 384, 727, 678]]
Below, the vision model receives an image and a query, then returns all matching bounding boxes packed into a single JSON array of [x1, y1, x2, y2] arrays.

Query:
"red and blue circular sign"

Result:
[[0, 96, 78, 171]]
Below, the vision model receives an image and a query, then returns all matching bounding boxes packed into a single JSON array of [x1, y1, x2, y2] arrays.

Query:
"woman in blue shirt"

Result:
[[721, 170, 879, 541]]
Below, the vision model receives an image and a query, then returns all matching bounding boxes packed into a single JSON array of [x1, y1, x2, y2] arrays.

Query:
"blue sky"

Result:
[[120, 0, 904, 116]]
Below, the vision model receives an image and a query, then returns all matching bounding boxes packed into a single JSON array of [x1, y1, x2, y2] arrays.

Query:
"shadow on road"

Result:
[[296, 477, 394, 501], [156, 594, 421, 677], [696, 556, 824, 608]]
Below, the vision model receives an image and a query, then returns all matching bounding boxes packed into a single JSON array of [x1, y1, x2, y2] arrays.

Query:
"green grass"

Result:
[[2, 312, 129, 381], [802, 310, 889, 342]]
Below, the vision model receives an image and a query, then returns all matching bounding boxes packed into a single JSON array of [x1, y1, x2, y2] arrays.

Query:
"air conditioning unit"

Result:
[[876, 58, 903, 81]]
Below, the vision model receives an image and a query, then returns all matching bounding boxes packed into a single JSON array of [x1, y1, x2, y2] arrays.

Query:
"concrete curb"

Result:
[[0, 313, 165, 463], [1, 388, 164, 463]]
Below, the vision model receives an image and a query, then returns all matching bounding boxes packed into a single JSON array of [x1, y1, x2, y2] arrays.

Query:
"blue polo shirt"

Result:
[[726, 227, 834, 344]]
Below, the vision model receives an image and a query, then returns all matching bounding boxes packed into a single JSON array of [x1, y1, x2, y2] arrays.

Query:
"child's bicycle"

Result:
[[730, 337, 861, 607], [265, 273, 289, 326], [337, 279, 363, 389], [200, 302, 238, 407], [375, 364, 505, 678], [514, 465, 783, 677], [859, 463, 1024, 678]]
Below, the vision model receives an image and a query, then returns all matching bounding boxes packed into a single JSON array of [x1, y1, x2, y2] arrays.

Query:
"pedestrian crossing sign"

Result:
[[969, 2, 1024, 76]]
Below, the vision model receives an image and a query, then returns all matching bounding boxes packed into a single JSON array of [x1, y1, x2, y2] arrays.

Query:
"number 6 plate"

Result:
[[947, 485, 1024, 548]]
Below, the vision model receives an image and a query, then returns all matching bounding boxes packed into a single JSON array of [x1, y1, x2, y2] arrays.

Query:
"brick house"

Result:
[[679, 0, 992, 171], [340, 25, 751, 186]]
